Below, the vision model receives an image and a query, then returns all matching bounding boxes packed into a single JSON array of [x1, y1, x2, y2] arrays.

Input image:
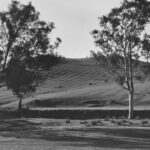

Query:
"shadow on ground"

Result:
[[0, 119, 40, 131], [0, 119, 150, 149], [38, 128, 150, 149]]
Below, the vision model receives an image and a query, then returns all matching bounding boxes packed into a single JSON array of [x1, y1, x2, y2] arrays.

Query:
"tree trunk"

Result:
[[147, 52, 149, 64], [1, 51, 8, 77], [18, 97, 22, 112], [128, 91, 134, 119], [1, 41, 12, 77]]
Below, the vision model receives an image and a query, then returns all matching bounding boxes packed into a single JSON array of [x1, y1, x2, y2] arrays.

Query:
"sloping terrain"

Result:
[[0, 58, 150, 109]]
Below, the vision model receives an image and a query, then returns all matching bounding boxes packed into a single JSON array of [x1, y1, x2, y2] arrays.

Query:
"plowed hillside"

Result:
[[1, 58, 150, 109]]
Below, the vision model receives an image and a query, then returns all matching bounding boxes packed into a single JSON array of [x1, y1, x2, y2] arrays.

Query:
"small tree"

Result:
[[5, 59, 38, 112], [5, 54, 62, 112], [91, 0, 150, 119]]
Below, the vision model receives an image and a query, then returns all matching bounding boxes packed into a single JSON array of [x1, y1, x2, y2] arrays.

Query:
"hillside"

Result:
[[1, 58, 150, 109]]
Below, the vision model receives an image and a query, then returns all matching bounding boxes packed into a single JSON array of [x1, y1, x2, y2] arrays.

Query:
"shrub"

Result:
[[66, 119, 71, 124], [80, 121, 88, 124], [142, 120, 149, 124], [91, 121, 98, 126]]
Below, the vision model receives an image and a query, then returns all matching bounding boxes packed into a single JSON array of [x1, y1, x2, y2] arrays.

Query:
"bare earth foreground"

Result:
[[0, 118, 150, 150]]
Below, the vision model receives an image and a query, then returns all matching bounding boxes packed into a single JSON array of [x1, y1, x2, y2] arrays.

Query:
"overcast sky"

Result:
[[0, 0, 123, 58]]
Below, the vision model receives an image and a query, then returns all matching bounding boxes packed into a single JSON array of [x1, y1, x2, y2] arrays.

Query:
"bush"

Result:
[[121, 119, 128, 123], [117, 121, 122, 125], [28, 54, 63, 70], [66, 119, 71, 124], [142, 120, 149, 124], [80, 121, 88, 124], [91, 121, 98, 126]]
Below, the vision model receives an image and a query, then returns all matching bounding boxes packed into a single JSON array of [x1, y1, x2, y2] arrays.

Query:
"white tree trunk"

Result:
[[128, 91, 134, 119]]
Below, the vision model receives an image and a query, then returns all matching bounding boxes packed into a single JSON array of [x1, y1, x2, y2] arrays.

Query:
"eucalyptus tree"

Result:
[[0, 0, 61, 111], [91, 0, 150, 119], [0, 0, 61, 77]]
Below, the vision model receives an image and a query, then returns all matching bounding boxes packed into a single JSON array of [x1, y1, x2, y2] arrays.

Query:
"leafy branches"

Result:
[[91, 0, 150, 119], [0, 0, 62, 111], [0, 0, 61, 76]]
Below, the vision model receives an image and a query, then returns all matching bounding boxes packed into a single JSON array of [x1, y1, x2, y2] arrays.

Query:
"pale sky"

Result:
[[0, 0, 123, 58]]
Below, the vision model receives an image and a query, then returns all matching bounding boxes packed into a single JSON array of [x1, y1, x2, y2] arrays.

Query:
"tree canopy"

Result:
[[0, 0, 62, 111], [91, 0, 150, 119], [0, 0, 61, 76]]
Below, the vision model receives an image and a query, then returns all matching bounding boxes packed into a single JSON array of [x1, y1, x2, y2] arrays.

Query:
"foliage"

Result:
[[5, 59, 39, 100], [27, 53, 64, 70], [0, 0, 61, 76], [141, 34, 150, 63], [91, 0, 150, 119], [91, 0, 150, 90], [0, 0, 62, 110]]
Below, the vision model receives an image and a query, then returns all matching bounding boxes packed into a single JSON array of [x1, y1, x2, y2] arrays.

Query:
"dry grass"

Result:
[[0, 58, 150, 110]]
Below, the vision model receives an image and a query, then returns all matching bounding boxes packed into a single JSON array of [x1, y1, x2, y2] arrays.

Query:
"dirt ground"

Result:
[[0, 118, 150, 150]]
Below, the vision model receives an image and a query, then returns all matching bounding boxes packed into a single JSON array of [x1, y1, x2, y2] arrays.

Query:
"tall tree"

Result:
[[0, 0, 61, 111], [0, 0, 61, 77], [91, 0, 150, 119]]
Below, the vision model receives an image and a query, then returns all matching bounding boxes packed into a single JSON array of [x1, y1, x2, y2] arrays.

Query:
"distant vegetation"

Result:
[[33, 54, 64, 70]]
